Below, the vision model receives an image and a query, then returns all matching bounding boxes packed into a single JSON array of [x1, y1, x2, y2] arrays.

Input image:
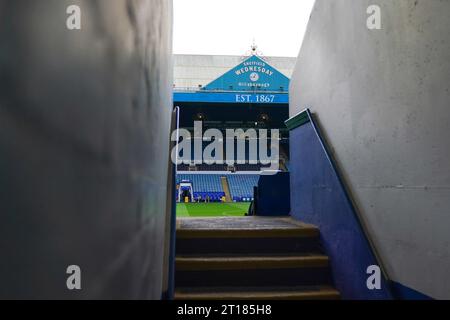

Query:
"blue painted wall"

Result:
[[289, 116, 392, 300], [257, 173, 290, 216], [391, 282, 433, 300]]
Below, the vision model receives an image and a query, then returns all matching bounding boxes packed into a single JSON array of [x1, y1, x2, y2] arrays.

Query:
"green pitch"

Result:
[[177, 202, 250, 217]]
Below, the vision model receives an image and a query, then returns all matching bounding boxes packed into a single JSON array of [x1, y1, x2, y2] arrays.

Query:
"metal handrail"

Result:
[[164, 106, 179, 300], [304, 108, 393, 293]]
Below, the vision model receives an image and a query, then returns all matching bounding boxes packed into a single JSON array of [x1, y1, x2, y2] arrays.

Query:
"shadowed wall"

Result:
[[0, 0, 173, 299], [289, 0, 450, 299]]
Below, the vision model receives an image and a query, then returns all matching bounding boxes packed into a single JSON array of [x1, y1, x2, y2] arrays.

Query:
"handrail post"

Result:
[[163, 106, 179, 300]]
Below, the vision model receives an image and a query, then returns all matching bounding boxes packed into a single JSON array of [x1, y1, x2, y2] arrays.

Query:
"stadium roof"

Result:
[[174, 54, 296, 90], [203, 55, 290, 92], [173, 54, 295, 104]]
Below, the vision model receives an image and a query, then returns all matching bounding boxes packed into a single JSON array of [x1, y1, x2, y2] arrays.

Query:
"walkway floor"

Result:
[[176, 216, 319, 238]]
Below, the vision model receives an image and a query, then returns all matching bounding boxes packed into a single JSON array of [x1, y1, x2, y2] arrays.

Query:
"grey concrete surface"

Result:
[[0, 0, 173, 299], [290, 0, 450, 299]]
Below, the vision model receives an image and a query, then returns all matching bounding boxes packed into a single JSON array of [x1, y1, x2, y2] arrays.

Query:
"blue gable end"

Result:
[[203, 55, 290, 92]]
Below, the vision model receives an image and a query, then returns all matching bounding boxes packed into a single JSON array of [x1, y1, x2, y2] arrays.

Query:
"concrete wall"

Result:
[[0, 0, 173, 299], [290, 0, 450, 299], [174, 54, 296, 89]]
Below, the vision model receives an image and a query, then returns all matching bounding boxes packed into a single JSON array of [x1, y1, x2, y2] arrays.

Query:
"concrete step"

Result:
[[175, 286, 340, 300], [175, 254, 332, 288], [177, 217, 319, 239], [176, 254, 329, 271], [176, 217, 322, 255], [174, 217, 339, 299]]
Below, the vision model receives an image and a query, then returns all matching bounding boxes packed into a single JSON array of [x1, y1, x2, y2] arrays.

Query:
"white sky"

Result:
[[173, 0, 316, 57]]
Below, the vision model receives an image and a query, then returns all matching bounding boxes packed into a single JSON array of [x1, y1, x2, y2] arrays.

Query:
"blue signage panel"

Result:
[[203, 55, 290, 92], [173, 92, 289, 104]]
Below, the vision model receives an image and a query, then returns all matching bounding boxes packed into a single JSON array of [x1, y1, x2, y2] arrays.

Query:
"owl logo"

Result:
[[249, 72, 260, 82]]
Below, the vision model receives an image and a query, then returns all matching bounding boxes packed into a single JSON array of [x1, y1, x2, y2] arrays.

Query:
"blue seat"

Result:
[[227, 174, 259, 201], [176, 174, 225, 202]]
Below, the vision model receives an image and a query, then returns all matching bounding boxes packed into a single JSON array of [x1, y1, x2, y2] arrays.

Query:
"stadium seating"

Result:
[[176, 173, 260, 202], [175, 137, 284, 173], [226, 174, 259, 202], [177, 174, 225, 202]]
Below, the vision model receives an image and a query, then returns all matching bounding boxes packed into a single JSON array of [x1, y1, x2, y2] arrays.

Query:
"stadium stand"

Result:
[[174, 54, 292, 204], [177, 174, 225, 202], [178, 163, 260, 172], [177, 164, 190, 171], [196, 164, 228, 171], [176, 173, 259, 202], [226, 174, 259, 202], [235, 164, 261, 171]]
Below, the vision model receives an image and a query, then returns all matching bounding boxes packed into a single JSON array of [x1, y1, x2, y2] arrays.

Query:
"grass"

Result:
[[176, 202, 250, 217]]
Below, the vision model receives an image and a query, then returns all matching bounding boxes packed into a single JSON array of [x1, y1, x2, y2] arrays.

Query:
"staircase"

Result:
[[174, 217, 340, 300], [220, 176, 232, 202]]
